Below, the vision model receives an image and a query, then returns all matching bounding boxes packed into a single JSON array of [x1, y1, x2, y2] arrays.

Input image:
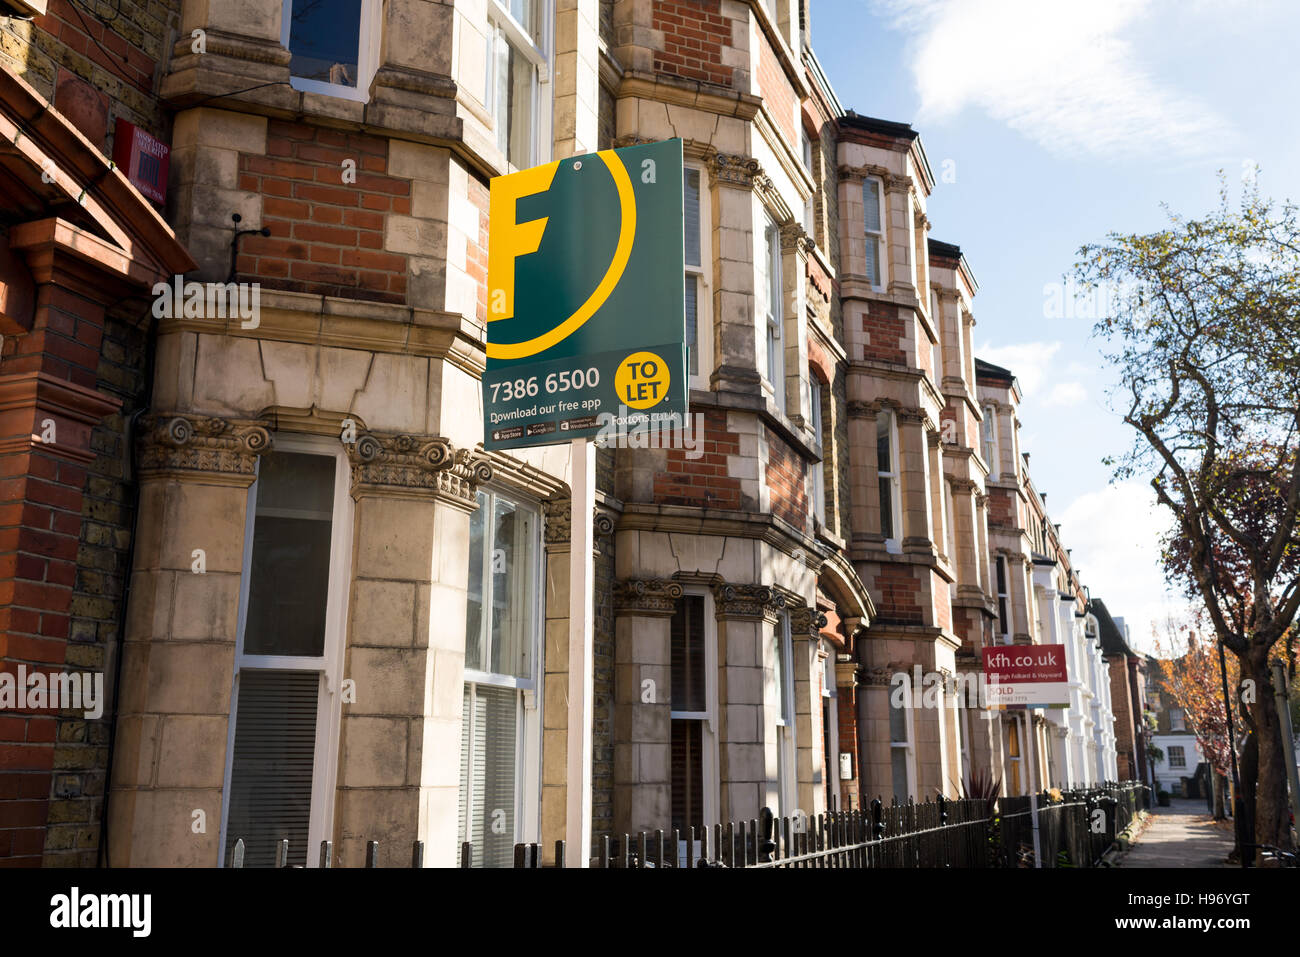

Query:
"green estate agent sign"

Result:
[[483, 138, 687, 450]]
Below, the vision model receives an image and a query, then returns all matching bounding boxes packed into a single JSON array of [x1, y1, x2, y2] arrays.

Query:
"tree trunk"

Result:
[[1244, 645, 1294, 860], [1213, 771, 1227, 820]]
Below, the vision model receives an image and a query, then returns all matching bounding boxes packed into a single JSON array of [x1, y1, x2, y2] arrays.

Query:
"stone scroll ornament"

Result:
[[136, 413, 273, 475], [712, 583, 787, 620], [348, 431, 493, 503], [614, 579, 683, 614]]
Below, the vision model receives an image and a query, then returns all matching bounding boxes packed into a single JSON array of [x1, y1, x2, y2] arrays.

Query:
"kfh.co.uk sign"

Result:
[[981, 644, 1069, 709]]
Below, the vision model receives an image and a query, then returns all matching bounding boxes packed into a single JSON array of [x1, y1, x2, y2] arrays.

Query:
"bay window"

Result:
[[487, 0, 549, 170], [760, 214, 785, 413], [222, 438, 352, 867], [810, 375, 826, 526], [876, 410, 901, 552], [863, 178, 884, 288], [772, 611, 797, 817], [670, 591, 717, 862], [982, 405, 999, 479], [684, 166, 711, 385], [889, 688, 914, 803], [282, 0, 381, 101], [995, 556, 1011, 640], [460, 488, 542, 867]]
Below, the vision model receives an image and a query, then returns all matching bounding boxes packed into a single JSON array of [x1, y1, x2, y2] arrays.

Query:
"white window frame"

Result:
[[863, 176, 886, 290], [762, 213, 786, 414], [773, 611, 798, 818], [982, 405, 999, 480], [995, 555, 1011, 642], [801, 130, 815, 235], [821, 642, 841, 809], [876, 409, 902, 554], [486, 0, 553, 171], [461, 486, 545, 860], [810, 374, 826, 527], [1168, 744, 1186, 769], [1169, 708, 1186, 733], [670, 588, 719, 863], [889, 686, 916, 803], [943, 478, 957, 587], [684, 163, 713, 391], [282, 0, 382, 103], [219, 434, 354, 867]]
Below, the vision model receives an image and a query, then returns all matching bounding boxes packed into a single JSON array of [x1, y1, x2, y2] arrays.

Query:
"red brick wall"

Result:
[[1110, 657, 1138, 780], [5, 287, 105, 391], [235, 121, 412, 305], [836, 682, 860, 809], [764, 426, 807, 528], [871, 564, 925, 625], [0, 442, 91, 865], [987, 487, 1014, 528], [652, 0, 733, 87], [933, 573, 951, 632], [653, 409, 742, 509], [14, 0, 171, 141], [466, 175, 490, 323], [756, 37, 796, 145], [862, 300, 906, 364]]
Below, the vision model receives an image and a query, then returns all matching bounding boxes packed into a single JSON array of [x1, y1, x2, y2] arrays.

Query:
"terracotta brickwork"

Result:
[[756, 37, 796, 144], [861, 300, 906, 364], [764, 426, 808, 528], [870, 564, 925, 626], [652, 409, 742, 510], [235, 122, 412, 305], [1, 0, 173, 142], [652, 0, 734, 87]]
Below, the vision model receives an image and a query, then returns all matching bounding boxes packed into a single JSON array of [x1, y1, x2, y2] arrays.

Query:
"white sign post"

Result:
[[565, 437, 595, 866]]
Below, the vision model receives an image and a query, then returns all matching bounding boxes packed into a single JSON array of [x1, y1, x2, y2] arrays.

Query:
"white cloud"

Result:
[[1043, 381, 1087, 407], [872, 0, 1236, 160], [975, 340, 1060, 397], [1058, 480, 1193, 653]]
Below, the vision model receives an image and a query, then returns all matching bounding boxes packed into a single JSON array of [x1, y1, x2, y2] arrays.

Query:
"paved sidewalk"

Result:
[[1117, 798, 1233, 867]]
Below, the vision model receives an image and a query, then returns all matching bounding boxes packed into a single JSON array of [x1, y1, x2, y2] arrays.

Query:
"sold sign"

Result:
[[482, 139, 688, 451]]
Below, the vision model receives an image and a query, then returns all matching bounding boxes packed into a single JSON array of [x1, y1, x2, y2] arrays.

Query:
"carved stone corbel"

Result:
[[614, 578, 683, 616], [347, 431, 492, 506], [712, 582, 787, 621], [137, 413, 273, 484]]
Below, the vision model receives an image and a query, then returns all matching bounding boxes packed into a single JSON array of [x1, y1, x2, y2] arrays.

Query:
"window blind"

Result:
[[224, 670, 321, 867], [458, 683, 518, 868]]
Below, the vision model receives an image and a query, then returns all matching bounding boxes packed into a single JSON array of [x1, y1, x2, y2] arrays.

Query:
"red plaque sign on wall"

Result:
[[112, 118, 169, 205]]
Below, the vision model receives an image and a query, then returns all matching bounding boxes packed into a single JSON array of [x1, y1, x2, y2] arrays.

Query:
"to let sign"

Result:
[[483, 138, 687, 450], [982, 644, 1069, 709]]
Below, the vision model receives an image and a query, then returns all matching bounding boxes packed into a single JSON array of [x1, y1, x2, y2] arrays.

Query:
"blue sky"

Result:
[[814, 0, 1300, 650]]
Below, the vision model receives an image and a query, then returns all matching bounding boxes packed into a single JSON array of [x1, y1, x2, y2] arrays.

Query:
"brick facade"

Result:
[[652, 0, 735, 88], [652, 409, 743, 510], [235, 123, 412, 305]]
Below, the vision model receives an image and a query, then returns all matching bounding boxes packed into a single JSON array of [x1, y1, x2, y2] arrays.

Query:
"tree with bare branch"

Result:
[[1075, 178, 1300, 859]]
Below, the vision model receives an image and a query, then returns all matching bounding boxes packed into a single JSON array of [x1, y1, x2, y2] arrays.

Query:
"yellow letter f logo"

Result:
[[487, 160, 559, 322]]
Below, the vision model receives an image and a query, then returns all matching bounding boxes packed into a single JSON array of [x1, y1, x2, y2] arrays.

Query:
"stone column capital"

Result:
[[789, 604, 828, 640], [137, 412, 273, 485], [614, 578, 682, 616], [712, 582, 787, 621], [709, 152, 763, 189], [347, 430, 491, 508], [543, 499, 617, 547]]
